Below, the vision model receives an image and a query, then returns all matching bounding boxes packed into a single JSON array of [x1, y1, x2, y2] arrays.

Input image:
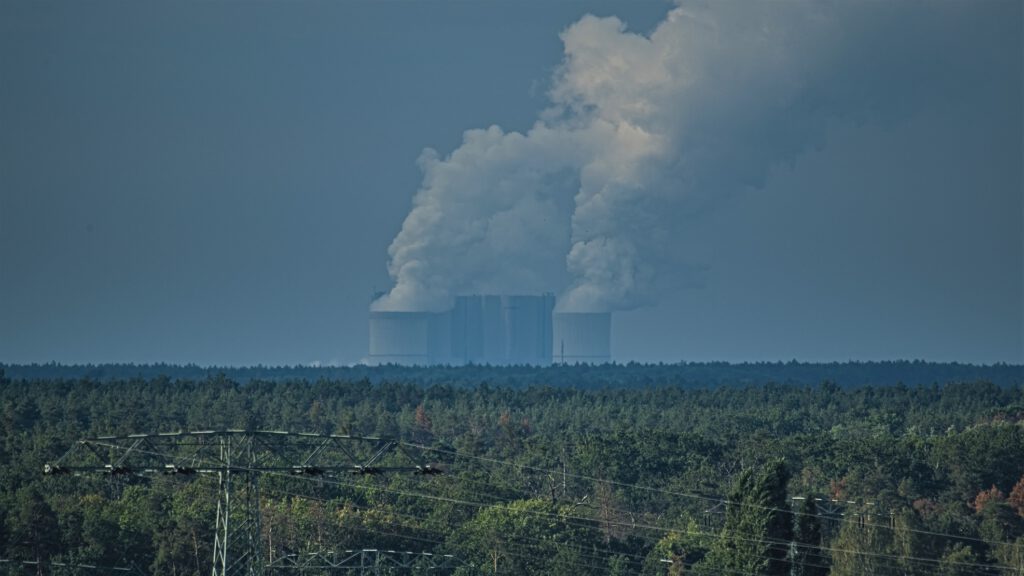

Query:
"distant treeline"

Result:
[[2, 360, 1021, 388]]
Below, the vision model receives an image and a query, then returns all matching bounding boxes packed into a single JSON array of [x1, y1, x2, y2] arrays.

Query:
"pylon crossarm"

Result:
[[329, 436, 362, 467], [81, 440, 108, 463], [0, 558, 144, 575], [361, 440, 396, 468], [264, 550, 462, 571], [138, 437, 178, 466], [250, 434, 293, 467], [45, 430, 442, 476], [395, 443, 444, 475], [300, 436, 333, 466], [44, 430, 445, 576]]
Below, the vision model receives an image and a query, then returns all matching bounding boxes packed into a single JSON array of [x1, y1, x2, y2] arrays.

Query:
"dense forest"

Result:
[[4, 361, 1023, 388], [1, 364, 1023, 574]]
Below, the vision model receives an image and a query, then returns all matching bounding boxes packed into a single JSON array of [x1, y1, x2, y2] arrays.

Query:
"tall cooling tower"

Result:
[[370, 294, 556, 366], [451, 295, 505, 364], [502, 294, 555, 365], [553, 312, 611, 364], [368, 311, 451, 365]]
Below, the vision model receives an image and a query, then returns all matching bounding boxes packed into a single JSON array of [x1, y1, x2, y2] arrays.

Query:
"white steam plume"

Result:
[[375, 1, 974, 313], [372, 124, 588, 311]]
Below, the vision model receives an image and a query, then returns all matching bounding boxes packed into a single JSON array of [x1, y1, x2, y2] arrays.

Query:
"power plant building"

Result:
[[369, 293, 597, 366]]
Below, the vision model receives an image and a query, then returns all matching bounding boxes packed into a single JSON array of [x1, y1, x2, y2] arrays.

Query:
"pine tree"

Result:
[[696, 460, 793, 575], [792, 496, 828, 576], [755, 460, 794, 575], [7, 486, 60, 575]]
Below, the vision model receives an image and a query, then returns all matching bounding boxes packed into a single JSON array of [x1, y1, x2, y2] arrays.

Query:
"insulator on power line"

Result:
[[163, 465, 196, 475], [43, 464, 68, 475], [291, 466, 325, 476]]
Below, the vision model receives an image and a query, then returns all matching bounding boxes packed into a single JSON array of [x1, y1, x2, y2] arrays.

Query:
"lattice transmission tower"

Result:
[[44, 430, 442, 576], [265, 549, 464, 575]]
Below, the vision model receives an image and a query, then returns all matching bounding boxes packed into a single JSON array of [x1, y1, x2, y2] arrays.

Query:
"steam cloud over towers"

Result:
[[369, 1, 988, 363]]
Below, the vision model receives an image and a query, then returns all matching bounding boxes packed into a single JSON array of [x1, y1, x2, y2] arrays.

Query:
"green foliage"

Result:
[[6, 485, 59, 563], [792, 496, 828, 576], [696, 460, 793, 575], [0, 370, 1021, 574], [643, 518, 711, 575], [938, 543, 982, 576], [447, 498, 601, 574]]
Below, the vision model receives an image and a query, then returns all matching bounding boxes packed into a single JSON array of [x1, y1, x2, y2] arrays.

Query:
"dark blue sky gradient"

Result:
[[1, 1, 1020, 365]]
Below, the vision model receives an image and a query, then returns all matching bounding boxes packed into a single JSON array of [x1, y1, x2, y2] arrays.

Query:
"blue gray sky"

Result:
[[1, 0, 1021, 366]]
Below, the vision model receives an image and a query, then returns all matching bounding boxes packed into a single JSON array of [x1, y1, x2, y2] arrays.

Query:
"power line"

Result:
[[40, 430, 1021, 576], [405, 441, 1024, 553], [275, 468, 1016, 576]]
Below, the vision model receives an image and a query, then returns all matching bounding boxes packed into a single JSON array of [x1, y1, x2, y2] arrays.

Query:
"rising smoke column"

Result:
[[551, 3, 841, 312], [376, 1, 974, 314], [372, 124, 588, 311]]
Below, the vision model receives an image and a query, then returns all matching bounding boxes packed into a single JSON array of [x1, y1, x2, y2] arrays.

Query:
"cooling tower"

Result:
[[449, 293, 554, 365], [451, 295, 505, 364], [369, 294, 557, 366], [368, 311, 451, 365], [502, 294, 555, 365], [553, 312, 611, 364]]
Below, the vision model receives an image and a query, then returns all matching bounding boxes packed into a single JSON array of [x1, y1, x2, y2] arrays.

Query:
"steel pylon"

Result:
[[211, 433, 263, 576], [44, 430, 443, 576], [265, 549, 465, 575]]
